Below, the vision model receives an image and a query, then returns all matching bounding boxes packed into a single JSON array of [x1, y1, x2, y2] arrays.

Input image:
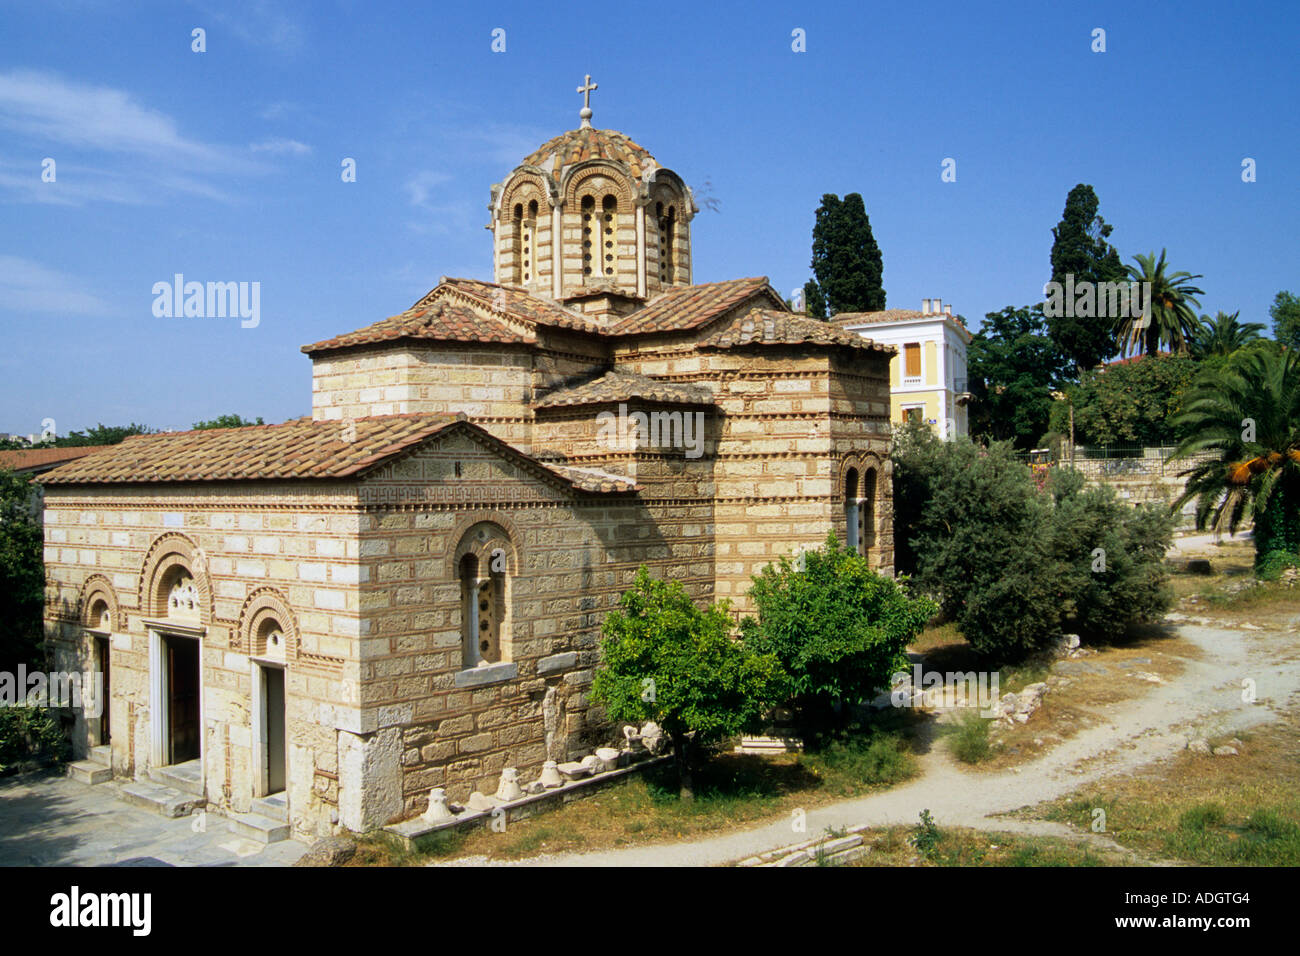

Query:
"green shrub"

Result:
[[809, 732, 914, 786], [911, 809, 942, 857], [741, 535, 935, 726], [892, 422, 1173, 658], [1256, 550, 1300, 582], [0, 704, 69, 773], [948, 710, 993, 764]]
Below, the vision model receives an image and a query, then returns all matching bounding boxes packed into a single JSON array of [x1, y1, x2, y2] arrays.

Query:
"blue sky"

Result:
[[1, 0, 1297, 435]]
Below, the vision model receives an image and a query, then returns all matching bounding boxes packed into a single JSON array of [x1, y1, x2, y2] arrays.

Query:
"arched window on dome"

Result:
[[523, 199, 538, 284], [511, 203, 524, 285], [581, 194, 596, 278], [602, 194, 618, 277], [657, 202, 677, 285]]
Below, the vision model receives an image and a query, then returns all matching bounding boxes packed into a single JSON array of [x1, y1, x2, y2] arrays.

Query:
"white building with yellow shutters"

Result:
[[835, 299, 972, 438]]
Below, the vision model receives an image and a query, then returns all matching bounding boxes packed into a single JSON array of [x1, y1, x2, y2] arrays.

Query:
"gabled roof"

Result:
[[40, 416, 459, 484], [535, 370, 713, 409], [606, 277, 785, 335], [39, 414, 639, 496], [0, 445, 115, 474], [520, 127, 656, 180], [301, 279, 605, 355], [701, 309, 894, 353]]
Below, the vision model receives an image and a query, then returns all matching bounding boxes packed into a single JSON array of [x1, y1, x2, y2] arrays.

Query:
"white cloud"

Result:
[[250, 137, 312, 156], [405, 170, 452, 210], [0, 255, 110, 316], [0, 70, 232, 167], [190, 1, 306, 55]]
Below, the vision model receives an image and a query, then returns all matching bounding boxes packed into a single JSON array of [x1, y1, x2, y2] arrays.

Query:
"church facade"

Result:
[[40, 87, 896, 839]]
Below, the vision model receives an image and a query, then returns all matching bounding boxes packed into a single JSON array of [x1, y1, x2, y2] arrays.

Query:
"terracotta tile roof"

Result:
[[520, 127, 656, 180], [701, 309, 893, 353], [535, 370, 713, 409], [0, 445, 115, 474], [607, 277, 784, 336], [40, 416, 461, 484], [301, 279, 606, 355], [440, 279, 603, 333], [38, 415, 639, 496], [541, 463, 638, 493]]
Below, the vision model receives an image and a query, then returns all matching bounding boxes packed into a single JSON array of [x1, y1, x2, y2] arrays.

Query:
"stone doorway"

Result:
[[165, 635, 200, 765], [94, 635, 111, 745], [260, 664, 287, 796]]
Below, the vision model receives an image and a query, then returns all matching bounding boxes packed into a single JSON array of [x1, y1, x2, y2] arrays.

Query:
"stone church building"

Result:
[[40, 86, 895, 840]]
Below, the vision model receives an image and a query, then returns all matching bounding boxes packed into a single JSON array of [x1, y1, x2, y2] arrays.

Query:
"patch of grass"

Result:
[[1038, 711, 1300, 866], [946, 710, 992, 764], [849, 825, 1123, 866]]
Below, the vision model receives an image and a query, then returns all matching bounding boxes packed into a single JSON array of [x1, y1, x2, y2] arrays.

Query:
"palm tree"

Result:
[[1170, 344, 1300, 566], [1188, 311, 1265, 360], [1117, 250, 1205, 357]]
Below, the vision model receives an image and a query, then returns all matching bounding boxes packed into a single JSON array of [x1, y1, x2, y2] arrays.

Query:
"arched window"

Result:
[[601, 194, 618, 277], [457, 524, 513, 667], [658, 203, 676, 284], [523, 199, 538, 283], [581, 194, 595, 277], [860, 468, 877, 558], [511, 203, 523, 284], [845, 468, 860, 553]]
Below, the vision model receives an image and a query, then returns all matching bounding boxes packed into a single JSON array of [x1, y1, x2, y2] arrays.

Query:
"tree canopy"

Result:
[[1269, 291, 1300, 351], [803, 193, 885, 318], [1047, 184, 1126, 372], [968, 305, 1073, 449]]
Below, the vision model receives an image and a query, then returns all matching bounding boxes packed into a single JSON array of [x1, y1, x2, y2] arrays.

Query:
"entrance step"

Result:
[[66, 760, 112, 785], [120, 780, 206, 818], [88, 745, 112, 767], [251, 793, 288, 823], [148, 760, 204, 797], [226, 809, 291, 844]]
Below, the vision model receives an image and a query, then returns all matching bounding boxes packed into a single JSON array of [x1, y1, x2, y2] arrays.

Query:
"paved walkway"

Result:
[[449, 621, 1300, 866], [0, 774, 306, 867]]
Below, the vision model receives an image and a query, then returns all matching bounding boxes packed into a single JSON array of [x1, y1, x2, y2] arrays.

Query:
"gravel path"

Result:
[[447, 621, 1299, 867]]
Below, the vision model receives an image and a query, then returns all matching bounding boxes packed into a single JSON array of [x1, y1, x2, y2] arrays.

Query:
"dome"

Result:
[[520, 127, 657, 180]]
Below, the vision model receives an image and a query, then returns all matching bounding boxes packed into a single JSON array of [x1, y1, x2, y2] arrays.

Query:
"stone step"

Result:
[[251, 793, 288, 823], [226, 810, 291, 844], [119, 781, 206, 819], [148, 760, 204, 797], [66, 760, 112, 786], [88, 745, 112, 767]]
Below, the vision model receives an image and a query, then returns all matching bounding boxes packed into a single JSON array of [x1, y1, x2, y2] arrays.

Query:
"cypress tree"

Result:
[[804, 193, 885, 318]]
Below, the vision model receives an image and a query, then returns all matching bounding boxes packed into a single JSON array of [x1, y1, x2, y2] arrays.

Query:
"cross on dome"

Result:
[[576, 74, 597, 128]]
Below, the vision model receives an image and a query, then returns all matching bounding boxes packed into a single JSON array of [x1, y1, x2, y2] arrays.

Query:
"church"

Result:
[[40, 80, 896, 840]]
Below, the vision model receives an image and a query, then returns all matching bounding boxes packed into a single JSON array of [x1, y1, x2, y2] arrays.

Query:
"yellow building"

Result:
[[835, 299, 972, 437]]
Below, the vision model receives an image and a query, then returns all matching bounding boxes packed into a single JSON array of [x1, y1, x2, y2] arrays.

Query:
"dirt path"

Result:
[[443, 622, 1300, 866]]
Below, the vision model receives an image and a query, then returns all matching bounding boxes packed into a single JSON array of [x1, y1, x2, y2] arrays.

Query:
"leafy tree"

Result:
[[0, 469, 45, 672], [1189, 311, 1264, 360], [1047, 184, 1127, 372], [968, 305, 1073, 449], [1171, 343, 1300, 567], [892, 423, 1172, 657], [739, 535, 934, 732], [1118, 250, 1205, 357], [1049, 354, 1199, 446], [193, 414, 265, 430], [589, 568, 783, 801], [804, 193, 885, 318], [1269, 291, 1300, 350], [55, 423, 153, 447], [1045, 469, 1173, 639]]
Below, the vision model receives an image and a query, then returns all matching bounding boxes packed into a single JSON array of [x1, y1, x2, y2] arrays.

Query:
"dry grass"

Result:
[[1169, 538, 1300, 629], [1031, 710, 1300, 865], [845, 823, 1132, 867]]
